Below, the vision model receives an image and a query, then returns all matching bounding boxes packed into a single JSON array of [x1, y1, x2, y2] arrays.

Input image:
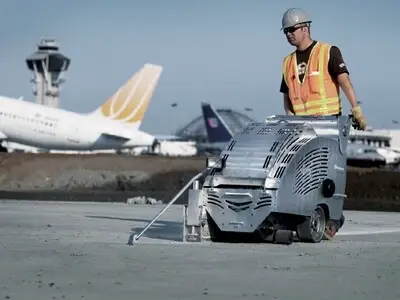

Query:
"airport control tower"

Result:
[[25, 38, 71, 108]]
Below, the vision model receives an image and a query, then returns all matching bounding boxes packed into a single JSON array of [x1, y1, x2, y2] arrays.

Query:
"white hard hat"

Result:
[[281, 8, 312, 30]]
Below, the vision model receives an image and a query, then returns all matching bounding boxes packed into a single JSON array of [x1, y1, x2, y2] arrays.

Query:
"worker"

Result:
[[279, 8, 367, 240]]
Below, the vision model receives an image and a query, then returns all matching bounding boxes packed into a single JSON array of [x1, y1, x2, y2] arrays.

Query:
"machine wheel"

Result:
[[296, 205, 326, 243], [206, 212, 225, 242], [273, 230, 294, 245]]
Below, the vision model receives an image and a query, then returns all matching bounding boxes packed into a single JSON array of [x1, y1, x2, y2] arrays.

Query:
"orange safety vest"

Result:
[[282, 42, 342, 115]]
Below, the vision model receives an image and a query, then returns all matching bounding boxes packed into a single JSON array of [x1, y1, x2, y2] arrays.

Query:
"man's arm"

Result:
[[328, 46, 367, 129], [328, 46, 358, 109], [283, 93, 294, 115], [280, 76, 294, 115], [337, 73, 358, 109]]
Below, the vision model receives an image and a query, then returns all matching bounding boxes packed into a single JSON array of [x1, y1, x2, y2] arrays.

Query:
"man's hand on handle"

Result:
[[351, 105, 367, 130]]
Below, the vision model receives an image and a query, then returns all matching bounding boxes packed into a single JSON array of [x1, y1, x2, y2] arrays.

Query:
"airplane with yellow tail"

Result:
[[0, 63, 170, 152]]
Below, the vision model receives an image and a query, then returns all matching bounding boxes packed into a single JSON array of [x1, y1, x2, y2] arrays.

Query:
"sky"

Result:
[[0, 0, 399, 135]]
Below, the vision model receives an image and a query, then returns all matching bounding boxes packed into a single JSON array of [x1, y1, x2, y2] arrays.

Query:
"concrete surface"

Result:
[[0, 200, 399, 300]]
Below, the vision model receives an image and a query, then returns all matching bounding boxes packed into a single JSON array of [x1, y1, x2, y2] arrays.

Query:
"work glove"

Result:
[[351, 105, 367, 130]]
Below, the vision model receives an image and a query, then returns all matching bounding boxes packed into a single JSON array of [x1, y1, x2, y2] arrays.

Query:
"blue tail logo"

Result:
[[207, 117, 219, 128], [201, 102, 233, 143]]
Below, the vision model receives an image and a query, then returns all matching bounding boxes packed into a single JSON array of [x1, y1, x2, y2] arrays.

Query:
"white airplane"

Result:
[[0, 63, 166, 153]]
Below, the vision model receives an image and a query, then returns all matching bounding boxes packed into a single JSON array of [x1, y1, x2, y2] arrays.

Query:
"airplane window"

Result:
[[364, 149, 377, 153]]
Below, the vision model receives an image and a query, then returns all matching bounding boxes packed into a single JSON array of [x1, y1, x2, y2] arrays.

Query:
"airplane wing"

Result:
[[101, 130, 183, 143], [101, 132, 130, 141], [153, 134, 185, 141]]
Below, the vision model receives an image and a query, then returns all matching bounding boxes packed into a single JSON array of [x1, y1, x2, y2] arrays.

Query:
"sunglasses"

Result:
[[283, 25, 307, 34]]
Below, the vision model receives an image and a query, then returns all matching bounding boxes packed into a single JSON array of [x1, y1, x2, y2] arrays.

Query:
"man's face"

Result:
[[283, 24, 308, 46]]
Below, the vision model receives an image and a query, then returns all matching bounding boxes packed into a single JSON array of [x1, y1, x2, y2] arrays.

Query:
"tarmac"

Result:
[[0, 200, 399, 300]]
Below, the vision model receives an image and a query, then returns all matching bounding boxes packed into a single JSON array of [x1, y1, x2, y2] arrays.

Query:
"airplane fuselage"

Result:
[[0, 97, 155, 151]]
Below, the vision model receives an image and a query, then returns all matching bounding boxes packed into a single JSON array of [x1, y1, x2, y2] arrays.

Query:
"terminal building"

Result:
[[174, 107, 395, 148]]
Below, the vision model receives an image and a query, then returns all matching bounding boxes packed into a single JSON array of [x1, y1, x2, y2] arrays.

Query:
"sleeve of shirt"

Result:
[[328, 46, 349, 80], [280, 75, 288, 94]]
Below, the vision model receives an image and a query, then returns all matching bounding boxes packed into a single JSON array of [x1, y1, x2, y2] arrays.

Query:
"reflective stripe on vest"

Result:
[[283, 42, 341, 116]]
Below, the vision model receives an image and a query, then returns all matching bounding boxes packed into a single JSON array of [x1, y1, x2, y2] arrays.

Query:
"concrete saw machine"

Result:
[[132, 114, 359, 245]]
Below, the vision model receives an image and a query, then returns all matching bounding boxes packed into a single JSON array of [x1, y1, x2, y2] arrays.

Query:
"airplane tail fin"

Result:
[[201, 102, 233, 143], [90, 63, 163, 129]]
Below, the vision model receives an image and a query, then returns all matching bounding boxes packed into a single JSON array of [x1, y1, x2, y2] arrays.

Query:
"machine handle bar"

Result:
[[130, 171, 205, 245]]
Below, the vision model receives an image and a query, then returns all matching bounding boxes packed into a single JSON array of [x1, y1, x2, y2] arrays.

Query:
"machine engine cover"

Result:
[[202, 115, 349, 233]]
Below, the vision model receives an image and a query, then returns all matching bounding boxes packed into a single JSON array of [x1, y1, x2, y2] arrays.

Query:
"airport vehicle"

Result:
[[346, 143, 387, 168], [132, 114, 360, 245], [0, 63, 178, 152]]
